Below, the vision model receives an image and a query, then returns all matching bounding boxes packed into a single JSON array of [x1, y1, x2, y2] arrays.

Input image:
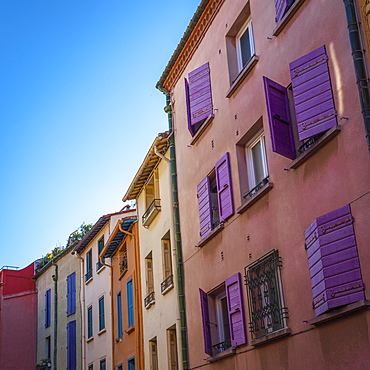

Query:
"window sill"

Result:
[[145, 300, 155, 309], [272, 0, 307, 36], [66, 311, 76, 317], [98, 328, 106, 336], [288, 125, 341, 169], [226, 55, 259, 98], [207, 347, 235, 363], [237, 182, 274, 214], [190, 114, 214, 145], [161, 281, 174, 296], [126, 325, 135, 334], [251, 328, 291, 347], [87, 336, 94, 343], [119, 268, 128, 280], [96, 265, 105, 274], [196, 223, 224, 248], [308, 300, 370, 326], [85, 276, 93, 285]]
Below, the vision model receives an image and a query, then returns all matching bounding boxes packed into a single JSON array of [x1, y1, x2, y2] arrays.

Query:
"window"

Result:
[[128, 357, 135, 370], [167, 327, 179, 370], [245, 132, 269, 194], [264, 45, 339, 164], [100, 359, 106, 370], [120, 244, 128, 274], [87, 305, 93, 339], [88, 365, 93, 370], [45, 289, 51, 328], [161, 235, 174, 294], [96, 236, 105, 271], [149, 337, 158, 370], [117, 291, 123, 338], [184, 62, 214, 137], [305, 204, 365, 316], [85, 249, 93, 282], [236, 19, 255, 72], [145, 253, 155, 308], [67, 320, 77, 370], [197, 153, 234, 240], [98, 296, 105, 332], [45, 336, 51, 360], [127, 278, 134, 327], [117, 365, 123, 370], [274, 0, 296, 23], [66, 272, 76, 316], [142, 170, 161, 227], [199, 273, 247, 357], [245, 250, 288, 340]]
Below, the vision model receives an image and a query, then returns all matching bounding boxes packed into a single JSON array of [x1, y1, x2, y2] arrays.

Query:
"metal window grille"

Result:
[[244, 250, 288, 338]]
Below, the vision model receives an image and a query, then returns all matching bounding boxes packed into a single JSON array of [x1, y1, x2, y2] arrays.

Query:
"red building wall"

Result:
[[0, 263, 37, 369]]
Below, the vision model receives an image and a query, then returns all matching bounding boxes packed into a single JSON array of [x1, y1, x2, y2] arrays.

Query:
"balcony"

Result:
[[213, 338, 232, 354], [142, 199, 161, 227], [161, 274, 174, 295], [120, 254, 128, 274], [144, 291, 155, 309], [85, 269, 92, 282]]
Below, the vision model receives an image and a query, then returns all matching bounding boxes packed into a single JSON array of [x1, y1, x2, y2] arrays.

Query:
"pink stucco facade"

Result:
[[0, 263, 37, 369], [159, 0, 370, 369]]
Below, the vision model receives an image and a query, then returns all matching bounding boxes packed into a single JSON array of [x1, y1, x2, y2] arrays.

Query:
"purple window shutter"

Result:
[[305, 204, 365, 316], [188, 62, 213, 126], [274, 0, 290, 23], [184, 78, 195, 136], [67, 320, 77, 370], [263, 77, 296, 160], [199, 288, 213, 356], [290, 45, 337, 141], [215, 152, 234, 222], [197, 176, 212, 238], [226, 273, 247, 347]]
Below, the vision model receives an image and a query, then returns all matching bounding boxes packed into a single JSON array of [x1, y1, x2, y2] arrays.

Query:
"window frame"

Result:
[[236, 18, 255, 72], [66, 272, 76, 316], [116, 291, 123, 338], [87, 305, 93, 340], [127, 278, 135, 327], [97, 236, 105, 272], [85, 249, 93, 282], [98, 295, 105, 332], [149, 337, 159, 370], [45, 289, 51, 328], [99, 358, 106, 370], [167, 327, 179, 370]]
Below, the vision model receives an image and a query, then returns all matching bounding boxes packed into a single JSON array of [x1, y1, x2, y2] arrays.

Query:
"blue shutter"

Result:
[[199, 288, 213, 356], [215, 152, 234, 222], [87, 306, 93, 338], [225, 273, 247, 347], [117, 291, 123, 338], [67, 320, 77, 370], [263, 76, 296, 159], [197, 176, 212, 238], [66, 272, 76, 316], [45, 289, 51, 327], [128, 357, 135, 370], [127, 279, 134, 327], [290, 45, 337, 141]]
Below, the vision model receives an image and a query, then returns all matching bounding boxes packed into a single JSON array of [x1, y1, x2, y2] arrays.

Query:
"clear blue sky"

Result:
[[0, 0, 200, 269]]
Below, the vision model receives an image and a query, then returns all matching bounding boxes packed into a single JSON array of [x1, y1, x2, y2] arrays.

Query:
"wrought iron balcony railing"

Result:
[[144, 291, 155, 308], [161, 274, 174, 294], [142, 199, 161, 227], [213, 338, 232, 354], [120, 257, 128, 274], [96, 259, 105, 272], [85, 269, 92, 282], [244, 176, 269, 199]]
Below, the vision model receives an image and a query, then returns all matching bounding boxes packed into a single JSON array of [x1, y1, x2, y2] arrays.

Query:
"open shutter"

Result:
[[66, 274, 71, 315], [290, 45, 337, 141], [274, 0, 290, 23], [225, 273, 247, 347], [215, 152, 234, 222], [185, 78, 194, 136], [263, 77, 296, 160], [197, 176, 212, 238], [67, 320, 77, 370], [188, 62, 213, 126], [305, 204, 365, 316], [71, 272, 76, 314], [199, 288, 213, 356]]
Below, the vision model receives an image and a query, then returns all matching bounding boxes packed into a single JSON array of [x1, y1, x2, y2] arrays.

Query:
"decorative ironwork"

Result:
[[144, 291, 155, 308], [213, 339, 232, 353], [244, 250, 288, 338], [120, 251, 128, 274], [161, 274, 174, 294], [85, 269, 92, 282], [244, 176, 269, 199], [297, 132, 325, 153], [142, 199, 161, 226]]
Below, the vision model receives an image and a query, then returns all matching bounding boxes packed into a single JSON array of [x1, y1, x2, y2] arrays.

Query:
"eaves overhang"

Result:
[[122, 132, 169, 201]]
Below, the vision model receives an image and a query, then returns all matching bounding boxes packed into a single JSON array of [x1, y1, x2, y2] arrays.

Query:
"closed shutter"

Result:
[[67, 272, 76, 316], [274, 0, 290, 23], [162, 240, 172, 279], [117, 292, 123, 337], [263, 77, 296, 159], [67, 320, 77, 370], [146, 258, 154, 294], [225, 273, 247, 347], [197, 176, 212, 238], [215, 152, 234, 222], [45, 289, 51, 327], [290, 45, 337, 141], [127, 279, 134, 327], [199, 288, 213, 356], [305, 204, 365, 316], [188, 62, 213, 126]]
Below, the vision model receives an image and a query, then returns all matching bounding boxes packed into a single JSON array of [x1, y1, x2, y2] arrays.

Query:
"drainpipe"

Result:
[[157, 85, 189, 370], [154, 145, 171, 163], [51, 261, 58, 370], [343, 0, 370, 154]]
